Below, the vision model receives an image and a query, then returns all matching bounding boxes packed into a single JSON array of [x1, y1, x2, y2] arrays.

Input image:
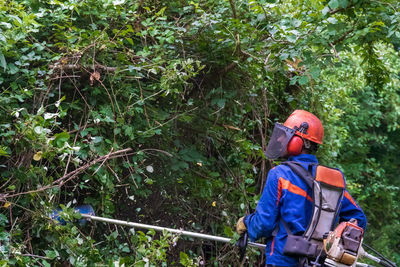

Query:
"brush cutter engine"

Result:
[[323, 220, 364, 267]]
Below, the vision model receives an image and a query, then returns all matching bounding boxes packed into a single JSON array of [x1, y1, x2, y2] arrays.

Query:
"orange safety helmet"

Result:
[[284, 110, 324, 144], [264, 110, 323, 159]]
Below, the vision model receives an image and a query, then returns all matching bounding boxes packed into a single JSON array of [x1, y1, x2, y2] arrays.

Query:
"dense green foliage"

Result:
[[0, 0, 399, 266]]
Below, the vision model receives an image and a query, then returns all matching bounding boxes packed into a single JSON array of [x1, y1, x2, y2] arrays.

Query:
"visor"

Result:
[[265, 123, 296, 159]]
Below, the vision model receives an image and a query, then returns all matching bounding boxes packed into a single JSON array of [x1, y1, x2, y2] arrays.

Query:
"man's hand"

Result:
[[236, 216, 247, 234]]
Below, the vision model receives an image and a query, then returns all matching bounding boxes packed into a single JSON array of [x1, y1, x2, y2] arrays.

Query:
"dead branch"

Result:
[[19, 254, 51, 260], [49, 64, 118, 72], [3, 148, 133, 199]]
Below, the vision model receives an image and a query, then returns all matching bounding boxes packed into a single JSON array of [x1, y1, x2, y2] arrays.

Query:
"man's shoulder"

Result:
[[268, 163, 293, 178]]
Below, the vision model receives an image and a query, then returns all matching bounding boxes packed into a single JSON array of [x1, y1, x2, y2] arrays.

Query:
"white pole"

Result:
[[362, 251, 388, 266], [81, 214, 266, 250]]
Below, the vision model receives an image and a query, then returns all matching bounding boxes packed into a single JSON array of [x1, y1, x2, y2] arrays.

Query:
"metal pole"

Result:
[[81, 214, 266, 250], [363, 251, 382, 263], [363, 251, 396, 267]]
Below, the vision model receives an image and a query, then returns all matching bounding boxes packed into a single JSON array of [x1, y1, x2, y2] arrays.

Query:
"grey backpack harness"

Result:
[[278, 161, 346, 267]]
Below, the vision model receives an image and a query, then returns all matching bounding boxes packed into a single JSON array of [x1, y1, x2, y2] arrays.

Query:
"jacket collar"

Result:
[[288, 154, 318, 164]]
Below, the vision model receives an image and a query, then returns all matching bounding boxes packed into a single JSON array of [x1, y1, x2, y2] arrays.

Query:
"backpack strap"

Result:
[[272, 217, 293, 236], [272, 161, 314, 237], [281, 161, 315, 188]]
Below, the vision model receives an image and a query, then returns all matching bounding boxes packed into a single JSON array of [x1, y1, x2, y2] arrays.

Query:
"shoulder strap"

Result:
[[272, 161, 314, 237], [272, 217, 292, 236], [281, 161, 315, 188]]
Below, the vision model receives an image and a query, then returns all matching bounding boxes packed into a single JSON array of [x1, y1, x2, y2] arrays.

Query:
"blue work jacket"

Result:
[[244, 154, 367, 266]]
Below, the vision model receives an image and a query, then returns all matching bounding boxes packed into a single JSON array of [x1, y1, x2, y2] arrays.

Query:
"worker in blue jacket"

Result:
[[236, 110, 367, 267]]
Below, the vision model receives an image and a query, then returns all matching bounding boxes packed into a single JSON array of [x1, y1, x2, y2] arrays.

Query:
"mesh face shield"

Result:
[[265, 123, 296, 159]]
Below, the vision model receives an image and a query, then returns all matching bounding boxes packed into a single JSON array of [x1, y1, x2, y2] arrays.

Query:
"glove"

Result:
[[236, 216, 247, 234]]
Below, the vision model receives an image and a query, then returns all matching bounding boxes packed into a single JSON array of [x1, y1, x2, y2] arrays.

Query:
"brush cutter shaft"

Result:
[[362, 250, 396, 267], [81, 214, 266, 250], [363, 251, 381, 263]]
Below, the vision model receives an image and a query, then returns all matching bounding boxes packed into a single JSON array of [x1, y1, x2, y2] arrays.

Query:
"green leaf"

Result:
[[54, 131, 70, 147], [298, 76, 309, 85], [245, 178, 253, 184], [7, 185, 15, 191], [113, 0, 125, 5], [144, 178, 153, 185], [287, 35, 297, 43], [180, 251, 191, 266], [0, 52, 6, 71], [290, 76, 298, 85], [91, 136, 103, 143], [121, 246, 130, 253], [280, 53, 289, 60], [322, 6, 330, 15], [338, 0, 349, 8], [310, 67, 321, 79], [126, 37, 134, 45], [328, 0, 339, 9], [224, 225, 234, 237], [45, 250, 57, 260], [0, 148, 8, 157]]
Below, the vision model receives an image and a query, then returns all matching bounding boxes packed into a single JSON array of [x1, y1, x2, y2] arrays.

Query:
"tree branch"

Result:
[[3, 148, 133, 199], [49, 64, 117, 72], [229, 0, 237, 19]]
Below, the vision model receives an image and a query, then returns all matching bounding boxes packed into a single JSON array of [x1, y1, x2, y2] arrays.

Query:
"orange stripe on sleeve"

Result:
[[344, 191, 359, 208], [277, 178, 282, 206], [278, 177, 312, 203], [270, 236, 275, 256]]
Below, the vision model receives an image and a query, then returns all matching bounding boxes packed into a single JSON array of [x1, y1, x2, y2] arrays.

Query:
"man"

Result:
[[236, 110, 367, 267]]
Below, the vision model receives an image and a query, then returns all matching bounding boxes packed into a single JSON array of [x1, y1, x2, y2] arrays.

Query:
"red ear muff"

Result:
[[287, 136, 303, 156]]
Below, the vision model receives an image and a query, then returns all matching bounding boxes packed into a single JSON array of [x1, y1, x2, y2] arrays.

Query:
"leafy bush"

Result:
[[0, 0, 399, 265]]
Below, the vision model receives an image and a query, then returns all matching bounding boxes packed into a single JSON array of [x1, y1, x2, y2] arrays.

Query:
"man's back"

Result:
[[244, 154, 367, 266], [237, 110, 367, 266]]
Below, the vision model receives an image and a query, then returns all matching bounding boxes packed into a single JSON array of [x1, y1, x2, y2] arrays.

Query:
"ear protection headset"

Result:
[[287, 136, 304, 156], [287, 122, 310, 156]]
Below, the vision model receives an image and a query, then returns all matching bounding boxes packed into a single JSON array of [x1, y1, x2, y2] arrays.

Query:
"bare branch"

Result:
[[4, 148, 133, 198], [229, 0, 237, 19], [19, 254, 51, 260], [49, 64, 117, 72]]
